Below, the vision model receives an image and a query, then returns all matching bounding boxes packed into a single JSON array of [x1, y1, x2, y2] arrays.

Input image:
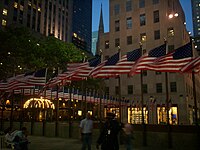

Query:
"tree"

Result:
[[0, 26, 84, 79]]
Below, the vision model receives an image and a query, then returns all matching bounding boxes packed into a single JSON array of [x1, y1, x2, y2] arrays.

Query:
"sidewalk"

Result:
[[1, 136, 169, 150], [27, 136, 128, 150]]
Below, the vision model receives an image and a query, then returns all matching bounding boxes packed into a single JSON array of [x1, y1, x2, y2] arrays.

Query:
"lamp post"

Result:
[[165, 12, 178, 148], [149, 96, 155, 124]]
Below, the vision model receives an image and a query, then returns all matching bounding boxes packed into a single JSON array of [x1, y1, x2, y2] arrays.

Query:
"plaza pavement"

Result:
[[1, 135, 171, 150]]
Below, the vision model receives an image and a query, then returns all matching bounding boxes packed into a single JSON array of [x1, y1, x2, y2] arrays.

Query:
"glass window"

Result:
[[105, 55, 109, 60], [3, 9, 8, 16], [128, 107, 148, 124], [126, 0, 132, 12], [152, 0, 159, 4], [170, 82, 177, 92], [114, 4, 120, 15], [157, 106, 178, 125], [155, 71, 162, 75], [153, 10, 159, 23], [142, 84, 148, 93], [139, 0, 145, 8], [115, 86, 119, 95], [140, 33, 147, 42], [154, 30, 160, 40], [168, 45, 174, 52], [128, 85, 133, 94], [115, 20, 120, 32], [105, 40, 109, 49], [126, 17, 132, 29], [105, 87, 109, 96], [140, 14, 146, 26], [2, 19, 7, 26], [115, 38, 120, 47], [127, 36, 132, 45], [168, 27, 174, 37], [142, 70, 147, 76], [156, 83, 162, 93]]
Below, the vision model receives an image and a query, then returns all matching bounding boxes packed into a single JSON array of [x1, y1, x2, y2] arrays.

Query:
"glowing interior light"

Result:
[[23, 98, 55, 109]]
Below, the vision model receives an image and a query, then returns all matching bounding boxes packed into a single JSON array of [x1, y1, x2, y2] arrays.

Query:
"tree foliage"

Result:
[[0, 26, 84, 79]]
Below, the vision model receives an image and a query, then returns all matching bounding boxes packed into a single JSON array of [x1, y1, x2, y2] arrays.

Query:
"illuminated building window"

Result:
[[2, 19, 6, 26], [20, 5, 24, 11], [128, 107, 148, 124], [157, 106, 178, 125], [28, 1, 31, 6], [14, 2, 18, 8], [105, 40, 109, 49], [73, 32, 77, 38], [140, 33, 146, 42], [168, 27, 174, 37], [3, 8, 8, 16]]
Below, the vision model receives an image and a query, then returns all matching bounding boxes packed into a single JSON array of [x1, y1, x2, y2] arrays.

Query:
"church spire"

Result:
[[96, 3, 104, 55], [98, 3, 104, 34]]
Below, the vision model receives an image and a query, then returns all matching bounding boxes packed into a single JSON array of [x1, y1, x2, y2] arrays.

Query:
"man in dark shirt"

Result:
[[96, 113, 121, 150]]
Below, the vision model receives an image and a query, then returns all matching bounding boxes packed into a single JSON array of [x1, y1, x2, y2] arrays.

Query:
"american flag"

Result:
[[58, 61, 90, 81], [180, 56, 200, 73], [27, 68, 47, 86], [114, 48, 142, 74], [129, 44, 166, 75], [89, 53, 119, 78], [145, 42, 193, 72], [73, 56, 101, 77], [2, 74, 35, 91]]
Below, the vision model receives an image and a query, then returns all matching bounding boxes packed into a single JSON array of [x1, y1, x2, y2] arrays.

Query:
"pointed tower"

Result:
[[96, 4, 104, 55]]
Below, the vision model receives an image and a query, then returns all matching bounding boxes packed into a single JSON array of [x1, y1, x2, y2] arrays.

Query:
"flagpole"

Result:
[[55, 84, 59, 137], [10, 90, 14, 129], [164, 39, 172, 148], [20, 88, 24, 129], [192, 68, 198, 125], [117, 46, 122, 123], [139, 42, 147, 146]]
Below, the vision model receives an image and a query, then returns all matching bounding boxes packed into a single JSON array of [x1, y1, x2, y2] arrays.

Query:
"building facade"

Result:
[[0, 0, 92, 52], [191, 0, 200, 54], [97, 0, 200, 125]]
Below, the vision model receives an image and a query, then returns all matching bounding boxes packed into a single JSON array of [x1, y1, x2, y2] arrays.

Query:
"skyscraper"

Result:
[[71, 0, 92, 53], [191, 0, 200, 54]]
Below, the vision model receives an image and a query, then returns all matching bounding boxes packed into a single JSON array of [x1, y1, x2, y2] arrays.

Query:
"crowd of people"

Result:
[[79, 112, 134, 150]]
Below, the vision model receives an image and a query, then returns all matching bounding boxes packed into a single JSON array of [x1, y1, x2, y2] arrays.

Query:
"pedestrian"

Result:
[[96, 112, 121, 150], [79, 113, 93, 150], [12, 127, 29, 150], [123, 123, 134, 150]]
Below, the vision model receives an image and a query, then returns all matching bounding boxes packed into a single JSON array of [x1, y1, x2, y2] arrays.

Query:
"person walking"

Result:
[[96, 112, 121, 150], [79, 113, 93, 150], [123, 123, 134, 150]]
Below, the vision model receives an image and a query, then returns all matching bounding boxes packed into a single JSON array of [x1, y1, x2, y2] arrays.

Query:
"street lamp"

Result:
[[149, 96, 155, 124]]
